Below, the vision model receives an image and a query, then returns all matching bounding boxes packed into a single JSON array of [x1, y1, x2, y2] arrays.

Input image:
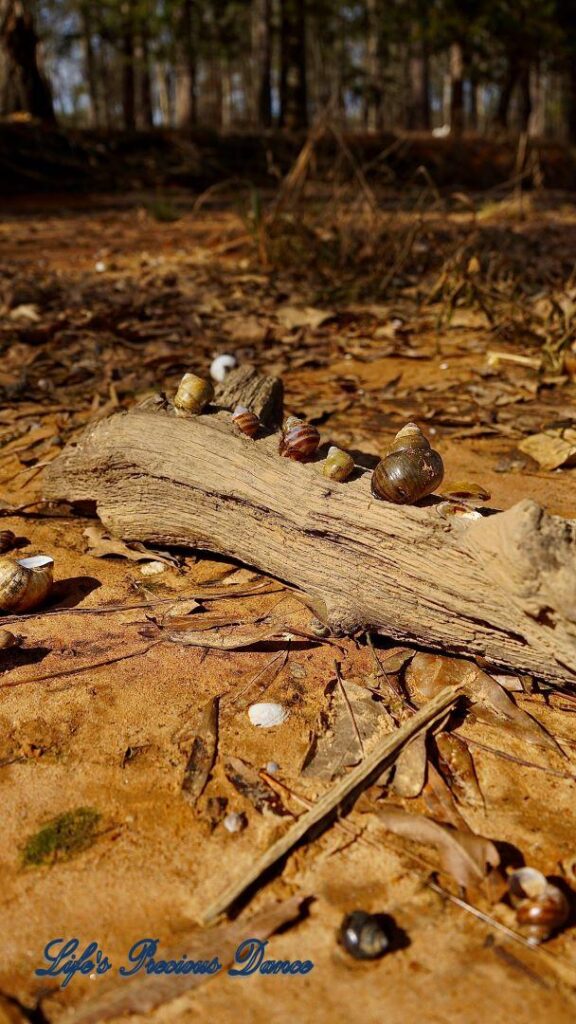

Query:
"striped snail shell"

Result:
[[232, 405, 260, 438], [280, 417, 320, 462], [371, 423, 444, 504], [173, 373, 214, 416], [0, 555, 54, 613], [339, 911, 391, 960], [508, 867, 570, 945], [0, 530, 16, 554], [323, 446, 354, 482]]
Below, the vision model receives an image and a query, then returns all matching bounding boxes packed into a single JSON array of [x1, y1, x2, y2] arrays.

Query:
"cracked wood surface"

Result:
[[45, 402, 576, 686]]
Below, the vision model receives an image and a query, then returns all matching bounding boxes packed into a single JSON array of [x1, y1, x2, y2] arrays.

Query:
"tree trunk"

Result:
[[80, 4, 101, 127], [252, 0, 272, 128], [45, 370, 576, 688], [139, 30, 154, 128], [175, 0, 197, 128], [122, 15, 136, 130], [567, 59, 576, 144], [365, 0, 384, 131], [0, 0, 55, 122], [518, 62, 532, 133], [495, 56, 518, 129], [449, 41, 464, 136], [406, 18, 430, 130], [280, 0, 307, 130]]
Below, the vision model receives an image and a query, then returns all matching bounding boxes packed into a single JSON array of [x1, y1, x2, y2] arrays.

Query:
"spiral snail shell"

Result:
[[508, 867, 570, 945], [0, 530, 16, 554], [323, 446, 354, 482], [173, 373, 214, 416], [339, 911, 391, 960], [232, 405, 260, 438], [0, 628, 21, 650], [0, 555, 54, 613], [371, 423, 444, 504], [280, 417, 320, 462]]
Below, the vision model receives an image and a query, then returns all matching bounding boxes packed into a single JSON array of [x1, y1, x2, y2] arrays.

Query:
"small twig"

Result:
[[462, 736, 576, 781], [335, 660, 364, 757], [0, 641, 162, 691], [199, 685, 462, 925]]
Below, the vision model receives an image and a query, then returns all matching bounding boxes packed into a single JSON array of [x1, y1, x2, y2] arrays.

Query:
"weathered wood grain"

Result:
[[45, 404, 576, 686]]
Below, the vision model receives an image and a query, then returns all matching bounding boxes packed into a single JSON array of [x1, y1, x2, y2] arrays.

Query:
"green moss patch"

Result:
[[22, 807, 101, 867]]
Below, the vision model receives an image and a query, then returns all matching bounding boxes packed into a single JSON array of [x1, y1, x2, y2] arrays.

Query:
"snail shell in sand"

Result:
[[232, 405, 260, 438], [173, 373, 214, 416], [371, 423, 444, 504], [279, 417, 320, 462], [339, 911, 391, 960], [323, 446, 354, 482], [0, 628, 21, 650], [0, 530, 16, 554], [0, 555, 54, 613], [508, 867, 570, 945]]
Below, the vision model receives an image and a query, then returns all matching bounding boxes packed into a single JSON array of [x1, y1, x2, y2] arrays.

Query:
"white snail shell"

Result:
[[210, 354, 237, 383], [0, 555, 54, 613], [248, 702, 289, 727], [174, 373, 214, 416]]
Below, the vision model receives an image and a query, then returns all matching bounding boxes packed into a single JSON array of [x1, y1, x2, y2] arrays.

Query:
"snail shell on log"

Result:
[[323, 446, 354, 482], [339, 911, 391, 960], [0, 555, 54, 613], [232, 405, 260, 438], [279, 417, 320, 461], [173, 373, 214, 416], [371, 423, 444, 504], [508, 867, 570, 945], [210, 353, 237, 383]]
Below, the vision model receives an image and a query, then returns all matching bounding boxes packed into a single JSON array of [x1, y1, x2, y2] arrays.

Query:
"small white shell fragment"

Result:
[[223, 812, 246, 833], [210, 353, 237, 383], [95, 261, 107, 273], [140, 561, 166, 576], [248, 702, 289, 728], [266, 761, 280, 774]]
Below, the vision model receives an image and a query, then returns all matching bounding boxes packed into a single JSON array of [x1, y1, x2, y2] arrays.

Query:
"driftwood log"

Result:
[[45, 370, 576, 686]]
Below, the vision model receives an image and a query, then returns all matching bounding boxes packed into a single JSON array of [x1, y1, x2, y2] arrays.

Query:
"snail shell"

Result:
[[339, 911, 391, 960], [173, 373, 214, 416], [0, 555, 54, 613], [371, 423, 444, 504], [232, 405, 260, 438], [0, 628, 21, 650], [323, 446, 354, 482], [508, 867, 570, 945], [280, 418, 320, 461], [0, 530, 16, 554], [210, 353, 237, 383]]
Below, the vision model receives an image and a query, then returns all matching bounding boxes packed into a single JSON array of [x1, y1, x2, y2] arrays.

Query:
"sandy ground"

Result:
[[0, 189, 575, 1023]]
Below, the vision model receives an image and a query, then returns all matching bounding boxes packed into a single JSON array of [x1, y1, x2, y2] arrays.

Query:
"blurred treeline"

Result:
[[2, 0, 576, 140]]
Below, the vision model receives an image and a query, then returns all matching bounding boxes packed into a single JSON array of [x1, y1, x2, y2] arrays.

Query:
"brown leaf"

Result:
[[179, 698, 219, 806], [392, 731, 428, 798], [517, 428, 576, 471], [275, 304, 333, 331], [435, 733, 484, 807], [376, 806, 499, 890], [59, 897, 305, 1024], [83, 525, 177, 566], [302, 679, 390, 781]]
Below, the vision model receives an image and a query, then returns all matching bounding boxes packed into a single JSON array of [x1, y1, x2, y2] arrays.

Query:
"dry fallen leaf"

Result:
[[275, 305, 333, 331], [178, 698, 219, 806], [83, 525, 178, 566], [225, 756, 290, 816], [517, 428, 576, 471], [392, 731, 428, 798], [302, 678, 390, 780], [375, 806, 499, 890]]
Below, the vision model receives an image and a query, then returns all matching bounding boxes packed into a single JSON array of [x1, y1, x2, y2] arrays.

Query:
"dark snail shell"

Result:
[[508, 867, 570, 945], [279, 417, 320, 462], [0, 628, 21, 650], [0, 530, 16, 554], [232, 405, 260, 438], [339, 911, 391, 960], [371, 423, 444, 504]]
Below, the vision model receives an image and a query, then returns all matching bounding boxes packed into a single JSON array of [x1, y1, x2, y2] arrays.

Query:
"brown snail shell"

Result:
[[0, 555, 54, 613], [371, 423, 444, 504], [508, 867, 570, 945], [173, 373, 214, 416], [0, 530, 16, 554], [323, 446, 354, 482], [0, 628, 21, 650], [232, 405, 260, 438], [280, 417, 320, 462]]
